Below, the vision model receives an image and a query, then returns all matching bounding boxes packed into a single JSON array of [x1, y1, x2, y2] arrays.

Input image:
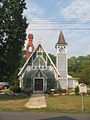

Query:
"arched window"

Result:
[[29, 46, 32, 52], [33, 56, 46, 68]]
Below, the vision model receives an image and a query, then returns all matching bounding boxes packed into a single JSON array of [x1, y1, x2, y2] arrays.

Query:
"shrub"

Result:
[[68, 89, 75, 93], [44, 90, 51, 95], [87, 90, 90, 95], [23, 77, 32, 89], [13, 86, 21, 93], [9, 86, 14, 91], [82, 92, 86, 95], [75, 86, 79, 95], [62, 89, 67, 93], [47, 79, 57, 91], [59, 89, 63, 93], [55, 88, 62, 94], [22, 89, 31, 95]]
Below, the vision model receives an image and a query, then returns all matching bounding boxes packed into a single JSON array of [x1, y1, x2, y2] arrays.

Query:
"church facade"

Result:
[[18, 31, 78, 92]]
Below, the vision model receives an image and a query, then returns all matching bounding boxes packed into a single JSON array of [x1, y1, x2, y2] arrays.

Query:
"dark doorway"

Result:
[[35, 79, 43, 91]]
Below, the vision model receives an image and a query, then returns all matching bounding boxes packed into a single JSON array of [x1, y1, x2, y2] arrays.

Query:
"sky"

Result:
[[24, 0, 90, 57]]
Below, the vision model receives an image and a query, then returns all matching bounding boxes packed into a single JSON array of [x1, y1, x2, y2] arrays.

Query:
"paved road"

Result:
[[0, 112, 90, 120]]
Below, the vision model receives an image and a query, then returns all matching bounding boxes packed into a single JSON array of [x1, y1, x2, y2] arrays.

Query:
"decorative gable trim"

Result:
[[31, 69, 48, 79], [18, 41, 60, 77]]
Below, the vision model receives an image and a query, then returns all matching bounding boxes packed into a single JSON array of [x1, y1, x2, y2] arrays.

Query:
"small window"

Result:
[[29, 46, 32, 52]]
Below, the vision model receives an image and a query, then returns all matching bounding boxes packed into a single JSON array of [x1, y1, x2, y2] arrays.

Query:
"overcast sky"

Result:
[[24, 0, 90, 57]]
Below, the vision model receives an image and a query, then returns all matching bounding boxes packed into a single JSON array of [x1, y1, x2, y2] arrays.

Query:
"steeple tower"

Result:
[[56, 31, 68, 89], [57, 31, 67, 45], [26, 34, 34, 60]]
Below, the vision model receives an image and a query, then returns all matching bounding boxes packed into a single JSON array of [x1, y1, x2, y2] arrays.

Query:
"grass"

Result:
[[45, 95, 90, 113], [0, 93, 90, 113], [87, 90, 90, 95], [0, 94, 30, 111]]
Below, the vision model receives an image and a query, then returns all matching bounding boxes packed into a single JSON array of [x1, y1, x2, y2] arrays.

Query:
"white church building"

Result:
[[18, 31, 78, 92]]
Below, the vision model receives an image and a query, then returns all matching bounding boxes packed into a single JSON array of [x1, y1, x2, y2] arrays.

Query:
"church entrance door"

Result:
[[35, 79, 43, 91]]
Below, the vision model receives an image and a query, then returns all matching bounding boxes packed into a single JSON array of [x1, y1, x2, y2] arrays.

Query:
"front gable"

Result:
[[18, 41, 60, 79], [28, 44, 51, 68]]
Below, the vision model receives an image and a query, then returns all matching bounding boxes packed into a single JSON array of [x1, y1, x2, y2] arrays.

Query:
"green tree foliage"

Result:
[[0, 0, 28, 83], [23, 77, 32, 90], [20, 50, 26, 67], [75, 86, 79, 95], [49, 53, 56, 65], [47, 79, 57, 91], [68, 55, 90, 85]]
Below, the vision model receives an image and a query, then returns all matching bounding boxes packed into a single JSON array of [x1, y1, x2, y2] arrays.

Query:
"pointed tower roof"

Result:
[[57, 31, 67, 45]]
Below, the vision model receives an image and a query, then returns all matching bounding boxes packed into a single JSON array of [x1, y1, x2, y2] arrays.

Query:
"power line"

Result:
[[30, 19, 90, 22], [1, 28, 90, 31], [29, 19, 90, 25], [1, 19, 90, 24], [30, 22, 90, 25], [27, 28, 90, 31], [30, 18, 90, 20]]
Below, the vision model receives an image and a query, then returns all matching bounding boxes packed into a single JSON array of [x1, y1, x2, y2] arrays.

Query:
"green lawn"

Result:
[[0, 94, 90, 113], [45, 95, 90, 113], [0, 94, 29, 111]]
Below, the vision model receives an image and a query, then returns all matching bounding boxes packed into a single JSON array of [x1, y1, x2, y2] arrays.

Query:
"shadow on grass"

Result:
[[38, 116, 77, 120], [0, 94, 30, 101]]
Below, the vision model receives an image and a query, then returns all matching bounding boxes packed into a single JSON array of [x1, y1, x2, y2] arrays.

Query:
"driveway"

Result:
[[0, 112, 90, 120], [25, 94, 47, 108]]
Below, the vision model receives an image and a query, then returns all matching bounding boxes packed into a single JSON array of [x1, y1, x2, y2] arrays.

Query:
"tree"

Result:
[[0, 0, 28, 84], [75, 86, 79, 95], [79, 60, 90, 85], [23, 76, 32, 90], [19, 49, 26, 68], [49, 53, 56, 65], [68, 55, 90, 86], [68, 56, 77, 77], [47, 79, 57, 91]]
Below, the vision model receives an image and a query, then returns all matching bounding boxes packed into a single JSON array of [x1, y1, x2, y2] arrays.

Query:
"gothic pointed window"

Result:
[[33, 56, 46, 68]]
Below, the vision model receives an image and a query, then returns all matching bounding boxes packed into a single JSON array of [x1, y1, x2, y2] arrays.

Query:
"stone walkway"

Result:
[[25, 94, 47, 109]]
